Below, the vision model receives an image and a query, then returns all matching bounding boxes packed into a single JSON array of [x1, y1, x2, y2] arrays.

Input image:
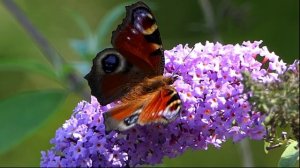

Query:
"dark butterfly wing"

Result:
[[85, 2, 165, 105], [112, 1, 164, 75], [85, 48, 144, 105]]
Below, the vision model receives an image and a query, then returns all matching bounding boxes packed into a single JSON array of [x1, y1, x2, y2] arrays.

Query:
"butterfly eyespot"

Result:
[[101, 54, 120, 73], [124, 113, 139, 126], [133, 8, 157, 35]]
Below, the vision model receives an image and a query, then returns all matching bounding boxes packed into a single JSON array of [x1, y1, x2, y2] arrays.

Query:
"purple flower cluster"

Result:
[[41, 41, 287, 167]]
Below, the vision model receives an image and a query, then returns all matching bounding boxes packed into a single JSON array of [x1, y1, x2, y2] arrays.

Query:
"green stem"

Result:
[[2, 0, 89, 99]]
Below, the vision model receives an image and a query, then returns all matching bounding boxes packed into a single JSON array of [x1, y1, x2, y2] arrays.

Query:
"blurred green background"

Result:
[[0, 0, 298, 167]]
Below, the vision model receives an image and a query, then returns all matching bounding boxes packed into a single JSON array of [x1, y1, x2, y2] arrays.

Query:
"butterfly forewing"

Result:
[[112, 1, 164, 75], [85, 2, 165, 105]]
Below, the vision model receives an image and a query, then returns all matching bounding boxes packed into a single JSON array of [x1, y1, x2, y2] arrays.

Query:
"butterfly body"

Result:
[[85, 1, 182, 132]]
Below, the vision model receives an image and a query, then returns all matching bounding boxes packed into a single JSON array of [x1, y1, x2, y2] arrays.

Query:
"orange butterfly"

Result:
[[85, 1, 182, 132]]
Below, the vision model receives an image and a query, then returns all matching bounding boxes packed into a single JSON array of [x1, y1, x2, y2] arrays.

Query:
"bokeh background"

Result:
[[0, 0, 298, 167]]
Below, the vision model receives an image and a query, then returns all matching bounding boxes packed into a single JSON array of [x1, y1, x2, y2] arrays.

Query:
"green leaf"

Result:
[[0, 90, 67, 154], [69, 1, 136, 58], [68, 10, 95, 57], [68, 18, 97, 57], [278, 140, 299, 167], [68, 61, 91, 76], [69, 39, 90, 57], [0, 58, 57, 80]]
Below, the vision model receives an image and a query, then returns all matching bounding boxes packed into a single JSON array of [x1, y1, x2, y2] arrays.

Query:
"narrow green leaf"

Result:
[[68, 61, 91, 76], [0, 90, 67, 154], [68, 11, 96, 58], [0, 58, 57, 80], [70, 36, 98, 59], [69, 39, 89, 56], [278, 140, 299, 167]]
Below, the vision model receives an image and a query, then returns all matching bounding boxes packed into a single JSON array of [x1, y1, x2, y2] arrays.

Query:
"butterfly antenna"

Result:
[[170, 45, 195, 78]]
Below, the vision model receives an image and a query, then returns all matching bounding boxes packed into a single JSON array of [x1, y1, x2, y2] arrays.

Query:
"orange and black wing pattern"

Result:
[[103, 86, 182, 132]]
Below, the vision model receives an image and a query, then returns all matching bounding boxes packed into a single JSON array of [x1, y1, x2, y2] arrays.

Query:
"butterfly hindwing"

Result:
[[103, 98, 146, 131], [103, 85, 182, 132], [138, 86, 182, 125]]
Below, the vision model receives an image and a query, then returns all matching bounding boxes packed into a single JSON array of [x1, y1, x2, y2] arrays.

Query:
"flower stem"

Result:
[[239, 139, 254, 167]]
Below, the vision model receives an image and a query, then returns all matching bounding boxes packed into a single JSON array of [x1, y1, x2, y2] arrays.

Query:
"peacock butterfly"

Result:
[[85, 1, 182, 132]]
